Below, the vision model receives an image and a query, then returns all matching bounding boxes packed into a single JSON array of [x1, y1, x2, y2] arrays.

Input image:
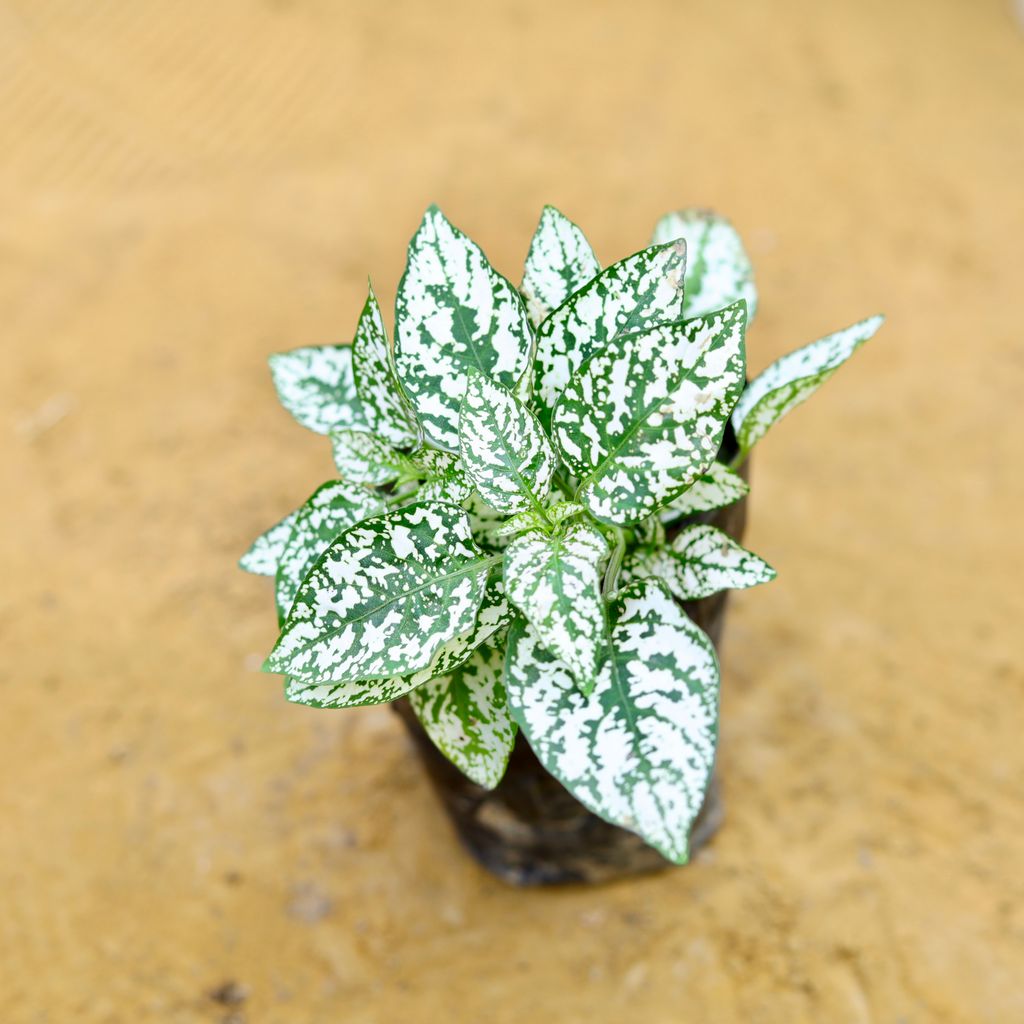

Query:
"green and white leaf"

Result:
[[409, 572, 512, 676], [408, 635, 516, 788], [732, 314, 884, 455], [493, 501, 585, 538], [394, 205, 533, 450], [623, 524, 775, 600], [351, 284, 419, 447], [660, 461, 749, 523], [553, 303, 747, 525], [532, 240, 688, 428], [521, 205, 601, 328], [269, 345, 366, 435], [239, 508, 299, 576], [412, 449, 472, 504], [652, 208, 757, 321], [284, 573, 512, 709], [273, 481, 386, 623], [505, 577, 720, 864], [266, 503, 495, 685], [459, 369, 555, 515], [504, 522, 609, 693], [331, 429, 416, 486]]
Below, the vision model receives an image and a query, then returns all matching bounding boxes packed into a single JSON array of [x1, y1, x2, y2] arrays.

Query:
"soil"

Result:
[[1, 1, 1023, 1021]]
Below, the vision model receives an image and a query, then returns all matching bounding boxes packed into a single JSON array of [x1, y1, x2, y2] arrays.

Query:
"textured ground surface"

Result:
[[2, 1, 1023, 1021]]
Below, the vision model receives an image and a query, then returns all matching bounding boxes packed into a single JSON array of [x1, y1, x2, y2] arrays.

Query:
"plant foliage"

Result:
[[242, 204, 883, 863]]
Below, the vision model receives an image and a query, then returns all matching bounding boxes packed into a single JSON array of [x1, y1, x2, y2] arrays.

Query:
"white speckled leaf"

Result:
[[521, 206, 601, 328], [660, 461, 749, 523], [284, 573, 512, 709], [504, 522, 609, 694], [266, 503, 497, 685], [506, 577, 720, 864], [412, 449, 472, 504], [494, 501, 585, 538], [351, 284, 419, 447], [408, 635, 516, 788], [623, 524, 775, 600], [394, 206, 533, 450], [459, 370, 555, 515], [239, 509, 300, 576], [330, 429, 416, 486], [652, 209, 757, 321], [532, 240, 688, 428], [273, 481, 386, 624], [732, 314, 884, 455], [553, 303, 747, 525], [269, 345, 366, 435], [409, 573, 512, 676], [493, 509, 545, 538]]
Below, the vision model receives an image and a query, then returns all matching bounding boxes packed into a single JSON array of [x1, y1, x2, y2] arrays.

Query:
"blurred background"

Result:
[[2, 1, 1022, 1021]]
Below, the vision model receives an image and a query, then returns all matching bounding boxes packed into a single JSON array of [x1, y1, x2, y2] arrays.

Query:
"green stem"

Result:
[[727, 448, 748, 473], [526, 491, 554, 532], [603, 526, 627, 596], [553, 470, 576, 500], [385, 481, 420, 507]]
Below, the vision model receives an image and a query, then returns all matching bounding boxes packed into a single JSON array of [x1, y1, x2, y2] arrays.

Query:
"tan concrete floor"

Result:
[[2, 1, 1023, 1020]]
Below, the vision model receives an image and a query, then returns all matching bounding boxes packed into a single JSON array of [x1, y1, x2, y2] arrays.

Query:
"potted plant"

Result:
[[241, 204, 883, 885]]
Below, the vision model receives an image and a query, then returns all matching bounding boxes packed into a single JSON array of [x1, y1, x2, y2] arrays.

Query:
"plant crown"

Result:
[[243, 204, 883, 862]]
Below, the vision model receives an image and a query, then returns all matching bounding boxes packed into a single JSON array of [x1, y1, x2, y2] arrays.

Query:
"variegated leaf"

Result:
[[408, 572, 513, 677], [623, 524, 775, 600], [273, 481, 386, 623], [412, 449, 472, 504], [493, 501, 585, 538], [266, 503, 497, 685], [660, 461, 749, 523], [504, 522, 609, 694], [269, 345, 366, 435], [351, 284, 419, 447], [732, 314, 885, 456], [505, 577, 719, 864], [330, 429, 416, 486], [493, 509, 545, 538], [239, 509, 299, 576], [394, 206, 533, 450], [652, 209, 758, 321], [553, 303, 747, 525], [532, 240, 687, 428], [548, 501, 585, 524], [408, 635, 516, 788], [521, 205, 601, 328], [459, 369, 556, 515], [284, 573, 512, 709]]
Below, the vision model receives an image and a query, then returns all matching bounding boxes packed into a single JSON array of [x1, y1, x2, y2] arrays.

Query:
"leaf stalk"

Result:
[[602, 526, 627, 596]]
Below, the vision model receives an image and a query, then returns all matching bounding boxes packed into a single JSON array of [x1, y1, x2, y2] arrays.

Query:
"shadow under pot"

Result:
[[392, 450, 749, 886]]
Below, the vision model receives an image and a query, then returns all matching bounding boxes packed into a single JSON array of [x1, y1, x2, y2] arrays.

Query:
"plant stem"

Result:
[[727, 449, 748, 473], [603, 526, 627, 596], [385, 480, 420, 506], [553, 470, 576, 500]]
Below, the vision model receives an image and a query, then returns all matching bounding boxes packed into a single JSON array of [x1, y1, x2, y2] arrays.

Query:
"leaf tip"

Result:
[[666, 843, 691, 866]]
